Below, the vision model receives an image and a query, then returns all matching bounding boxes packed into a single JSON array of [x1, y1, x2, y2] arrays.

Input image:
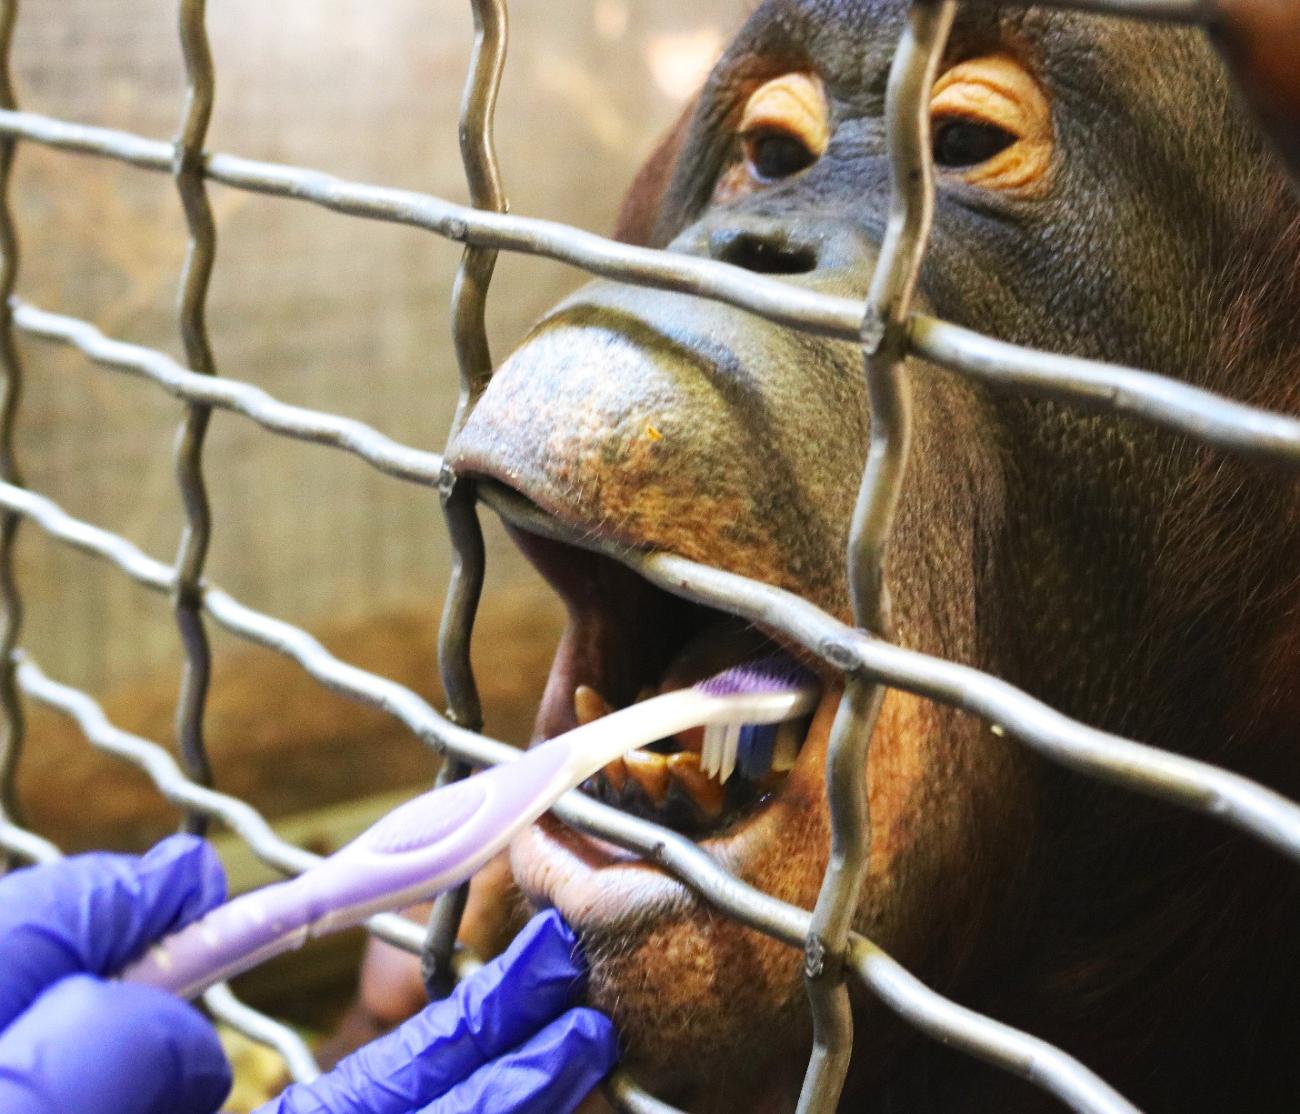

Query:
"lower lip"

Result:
[[511, 687, 843, 928], [512, 816, 694, 928]]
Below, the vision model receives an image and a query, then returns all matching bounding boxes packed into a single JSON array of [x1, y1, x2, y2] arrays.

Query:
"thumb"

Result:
[[0, 974, 232, 1114], [0, 834, 227, 1029]]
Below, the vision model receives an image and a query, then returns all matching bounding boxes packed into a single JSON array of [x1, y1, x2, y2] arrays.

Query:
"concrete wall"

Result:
[[7, 1, 744, 847], [9, 0, 740, 693]]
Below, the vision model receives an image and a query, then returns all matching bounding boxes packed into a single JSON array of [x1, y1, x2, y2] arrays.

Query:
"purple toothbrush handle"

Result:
[[121, 738, 576, 999], [119, 870, 319, 997]]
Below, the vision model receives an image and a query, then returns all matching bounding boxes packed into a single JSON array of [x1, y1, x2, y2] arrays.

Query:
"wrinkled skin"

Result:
[[447, 3, 1300, 1110]]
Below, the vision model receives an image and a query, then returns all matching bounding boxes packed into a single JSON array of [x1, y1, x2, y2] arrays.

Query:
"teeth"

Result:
[[771, 718, 803, 772], [635, 686, 655, 704], [666, 752, 725, 817], [603, 756, 628, 793], [580, 687, 811, 822], [574, 684, 613, 726], [625, 751, 670, 804]]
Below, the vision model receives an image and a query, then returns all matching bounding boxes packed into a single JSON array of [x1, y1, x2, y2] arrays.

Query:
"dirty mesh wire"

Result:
[[0, 0, 1297, 1111]]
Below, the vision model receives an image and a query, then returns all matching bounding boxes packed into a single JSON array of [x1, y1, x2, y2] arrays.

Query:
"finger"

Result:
[[0, 835, 226, 1028], [417, 1008, 619, 1114], [262, 909, 585, 1114], [358, 907, 432, 1026], [457, 850, 523, 960], [0, 974, 231, 1114]]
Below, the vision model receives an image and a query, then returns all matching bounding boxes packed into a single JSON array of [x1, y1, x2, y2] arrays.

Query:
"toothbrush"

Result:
[[119, 657, 818, 1000], [697, 653, 816, 783]]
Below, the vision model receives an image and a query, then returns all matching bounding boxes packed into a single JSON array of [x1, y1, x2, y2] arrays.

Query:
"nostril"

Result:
[[708, 228, 818, 275]]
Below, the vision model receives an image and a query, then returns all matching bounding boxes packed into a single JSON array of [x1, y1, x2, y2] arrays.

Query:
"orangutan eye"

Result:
[[744, 129, 818, 181], [723, 72, 828, 195], [932, 118, 1017, 168], [929, 54, 1053, 195]]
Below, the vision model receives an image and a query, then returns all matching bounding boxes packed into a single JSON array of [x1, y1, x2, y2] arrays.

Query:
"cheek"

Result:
[[856, 690, 1036, 961], [865, 691, 940, 873]]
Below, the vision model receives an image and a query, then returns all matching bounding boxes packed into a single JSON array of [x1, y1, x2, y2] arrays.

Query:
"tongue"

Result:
[[656, 620, 776, 755]]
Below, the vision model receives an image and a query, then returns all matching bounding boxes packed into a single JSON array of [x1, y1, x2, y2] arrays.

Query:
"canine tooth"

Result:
[[771, 718, 803, 772], [625, 751, 670, 804], [666, 752, 725, 817], [602, 757, 628, 793], [574, 684, 613, 726]]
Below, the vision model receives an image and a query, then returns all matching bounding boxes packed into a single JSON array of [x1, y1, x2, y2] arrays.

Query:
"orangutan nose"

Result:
[[707, 221, 819, 275]]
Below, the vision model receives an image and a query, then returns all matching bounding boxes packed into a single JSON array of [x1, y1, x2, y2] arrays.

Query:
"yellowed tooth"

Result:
[[635, 686, 655, 704], [771, 718, 804, 773], [666, 752, 725, 818], [603, 756, 628, 794], [574, 684, 613, 727], [625, 750, 670, 804]]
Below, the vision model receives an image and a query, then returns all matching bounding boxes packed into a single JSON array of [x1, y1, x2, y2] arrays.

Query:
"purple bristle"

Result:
[[694, 653, 814, 697]]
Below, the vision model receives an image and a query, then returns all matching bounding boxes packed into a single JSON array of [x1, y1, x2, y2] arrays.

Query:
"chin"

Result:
[[495, 525, 842, 1103]]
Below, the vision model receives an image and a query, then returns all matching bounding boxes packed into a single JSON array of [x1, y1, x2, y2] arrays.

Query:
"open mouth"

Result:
[[496, 495, 825, 840]]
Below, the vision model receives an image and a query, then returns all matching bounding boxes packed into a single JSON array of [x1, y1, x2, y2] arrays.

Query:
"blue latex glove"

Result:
[[0, 836, 618, 1114], [259, 908, 620, 1114], [0, 834, 233, 1114]]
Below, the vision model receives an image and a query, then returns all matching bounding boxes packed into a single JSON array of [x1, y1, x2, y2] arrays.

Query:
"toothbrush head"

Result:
[[737, 721, 777, 781], [696, 655, 818, 784], [694, 653, 815, 697]]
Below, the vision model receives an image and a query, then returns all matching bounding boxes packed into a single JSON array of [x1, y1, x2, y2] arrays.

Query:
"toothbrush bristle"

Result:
[[738, 722, 777, 781], [694, 653, 814, 697], [721, 721, 741, 784], [702, 722, 724, 777], [696, 654, 817, 785]]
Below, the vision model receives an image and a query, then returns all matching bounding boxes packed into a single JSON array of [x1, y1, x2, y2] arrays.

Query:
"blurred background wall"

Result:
[[9, 0, 742, 852]]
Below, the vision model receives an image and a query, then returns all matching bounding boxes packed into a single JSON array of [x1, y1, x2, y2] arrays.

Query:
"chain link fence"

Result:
[[0, 0, 1297, 1111]]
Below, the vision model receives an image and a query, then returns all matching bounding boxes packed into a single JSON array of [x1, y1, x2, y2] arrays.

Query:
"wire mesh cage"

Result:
[[0, 0, 1297, 1111]]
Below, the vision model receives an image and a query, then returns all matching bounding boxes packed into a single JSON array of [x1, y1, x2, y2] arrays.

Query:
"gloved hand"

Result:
[[0, 836, 619, 1114], [0, 834, 233, 1114], [259, 908, 620, 1114]]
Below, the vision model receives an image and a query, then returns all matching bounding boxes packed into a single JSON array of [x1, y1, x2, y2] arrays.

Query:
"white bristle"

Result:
[[695, 660, 818, 785], [720, 722, 741, 784], [701, 723, 724, 778]]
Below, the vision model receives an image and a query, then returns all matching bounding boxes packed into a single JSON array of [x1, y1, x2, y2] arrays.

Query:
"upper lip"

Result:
[[474, 475, 644, 565], [465, 475, 826, 839], [472, 475, 831, 685]]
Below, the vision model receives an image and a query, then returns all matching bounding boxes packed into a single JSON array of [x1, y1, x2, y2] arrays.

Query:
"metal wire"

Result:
[[0, 819, 56, 864], [0, 820, 320, 1086], [481, 483, 1300, 862], [798, 6, 955, 1109], [910, 315, 1300, 465], [9, 654, 414, 1085], [422, 0, 507, 1001], [10, 299, 1300, 862], [0, 1, 1295, 1112], [0, 476, 1147, 1114], [0, 0, 23, 871], [202, 983, 322, 1087], [9, 300, 444, 485], [169, 0, 220, 836], [0, 110, 1297, 466]]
